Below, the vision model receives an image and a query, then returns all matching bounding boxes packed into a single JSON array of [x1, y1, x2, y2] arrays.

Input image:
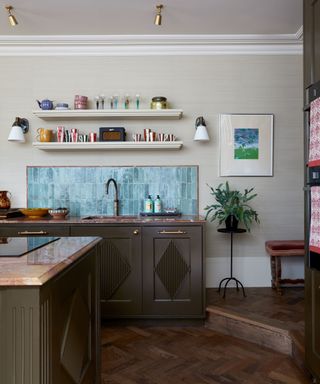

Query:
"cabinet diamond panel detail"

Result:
[[101, 240, 131, 300], [60, 289, 91, 383], [155, 240, 190, 299]]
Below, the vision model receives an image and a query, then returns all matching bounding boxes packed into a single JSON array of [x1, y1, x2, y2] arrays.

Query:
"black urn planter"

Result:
[[225, 215, 239, 230]]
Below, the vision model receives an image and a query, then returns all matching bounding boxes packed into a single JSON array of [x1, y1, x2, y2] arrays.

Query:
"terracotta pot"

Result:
[[0, 191, 11, 209], [225, 215, 238, 230]]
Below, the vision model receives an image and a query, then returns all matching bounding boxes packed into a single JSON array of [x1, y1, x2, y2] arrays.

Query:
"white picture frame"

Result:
[[219, 114, 274, 176]]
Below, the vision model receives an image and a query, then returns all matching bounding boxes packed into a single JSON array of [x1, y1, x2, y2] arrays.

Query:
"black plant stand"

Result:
[[217, 228, 246, 298]]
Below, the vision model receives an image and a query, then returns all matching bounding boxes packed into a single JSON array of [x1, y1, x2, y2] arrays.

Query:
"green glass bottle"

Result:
[[154, 195, 162, 213], [145, 195, 153, 213]]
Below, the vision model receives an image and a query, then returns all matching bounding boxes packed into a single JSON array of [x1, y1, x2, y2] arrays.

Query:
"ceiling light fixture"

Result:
[[8, 117, 29, 142], [194, 116, 210, 141], [5, 5, 18, 26], [154, 4, 163, 26]]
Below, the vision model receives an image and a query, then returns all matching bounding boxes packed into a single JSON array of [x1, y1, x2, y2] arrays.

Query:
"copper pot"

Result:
[[0, 191, 11, 209]]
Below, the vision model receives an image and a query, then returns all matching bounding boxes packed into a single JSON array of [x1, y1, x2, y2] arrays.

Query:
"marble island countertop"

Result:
[[0, 214, 205, 225], [0, 236, 101, 286]]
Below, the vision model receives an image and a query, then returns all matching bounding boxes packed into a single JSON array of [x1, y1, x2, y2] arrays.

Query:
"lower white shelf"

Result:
[[32, 141, 183, 150]]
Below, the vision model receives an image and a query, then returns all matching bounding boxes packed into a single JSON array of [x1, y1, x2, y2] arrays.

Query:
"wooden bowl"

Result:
[[20, 208, 49, 219]]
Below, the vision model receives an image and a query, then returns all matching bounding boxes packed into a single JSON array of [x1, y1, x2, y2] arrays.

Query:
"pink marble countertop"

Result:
[[0, 215, 205, 225], [0, 237, 101, 286]]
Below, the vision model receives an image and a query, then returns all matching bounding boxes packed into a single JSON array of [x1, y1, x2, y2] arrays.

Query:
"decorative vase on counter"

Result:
[[0, 191, 11, 209]]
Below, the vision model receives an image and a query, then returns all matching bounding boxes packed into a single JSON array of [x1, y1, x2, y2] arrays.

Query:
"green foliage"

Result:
[[204, 181, 260, 231]]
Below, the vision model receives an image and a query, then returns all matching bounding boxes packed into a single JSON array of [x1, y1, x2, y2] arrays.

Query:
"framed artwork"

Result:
[[219, 114, 274, 176]]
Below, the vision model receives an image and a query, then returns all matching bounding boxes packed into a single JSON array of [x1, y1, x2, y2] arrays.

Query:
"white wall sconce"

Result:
[[194, 116, 210, 141], [8, 117, 29, 142]]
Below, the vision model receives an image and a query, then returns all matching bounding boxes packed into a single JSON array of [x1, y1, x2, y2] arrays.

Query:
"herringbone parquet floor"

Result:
[[101, 325, 310, 384]]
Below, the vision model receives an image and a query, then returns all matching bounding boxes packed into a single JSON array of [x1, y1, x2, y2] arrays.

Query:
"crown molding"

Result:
[[0, 31, 303, 56]]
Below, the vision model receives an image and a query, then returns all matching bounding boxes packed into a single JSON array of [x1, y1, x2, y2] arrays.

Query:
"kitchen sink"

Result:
[[81, 215, 138, 221]]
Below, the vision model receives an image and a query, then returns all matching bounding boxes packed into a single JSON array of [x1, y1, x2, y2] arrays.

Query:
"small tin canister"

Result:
[[150, 96, 167, 109]]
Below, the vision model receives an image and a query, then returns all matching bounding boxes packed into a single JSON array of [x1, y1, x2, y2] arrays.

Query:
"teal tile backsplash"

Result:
[[27, 166, 198, 216]]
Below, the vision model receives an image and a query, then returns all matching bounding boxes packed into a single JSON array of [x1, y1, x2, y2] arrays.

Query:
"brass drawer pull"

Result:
[[158, 230, 187, 235], [18, 230, 49, 235], [133, 229, 139, 235]]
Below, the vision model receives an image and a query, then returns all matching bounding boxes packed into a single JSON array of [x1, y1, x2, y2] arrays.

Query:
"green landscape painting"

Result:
[[234, 128, 259, 160]]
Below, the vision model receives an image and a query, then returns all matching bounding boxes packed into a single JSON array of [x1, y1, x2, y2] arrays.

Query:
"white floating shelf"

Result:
[[32, 141, 183, 150], [33, 109, 183, 119]]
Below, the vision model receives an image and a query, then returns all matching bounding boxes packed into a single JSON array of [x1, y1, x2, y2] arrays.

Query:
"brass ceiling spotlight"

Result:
[[5, 5, 18, 26], [154, 4, 163, 26]]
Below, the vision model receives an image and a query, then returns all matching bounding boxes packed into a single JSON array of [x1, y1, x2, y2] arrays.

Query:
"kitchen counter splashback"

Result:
[[27, 166, 198, 217]]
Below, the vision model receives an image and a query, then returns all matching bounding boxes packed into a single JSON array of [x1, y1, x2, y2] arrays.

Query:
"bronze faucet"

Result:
[[105, 178, 119, 216]]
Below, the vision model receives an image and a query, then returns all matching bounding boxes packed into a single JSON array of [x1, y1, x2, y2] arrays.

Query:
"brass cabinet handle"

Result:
[[158, 230, 187, 235], [133, 229, 139, 235], [18, 230, 49, 235]]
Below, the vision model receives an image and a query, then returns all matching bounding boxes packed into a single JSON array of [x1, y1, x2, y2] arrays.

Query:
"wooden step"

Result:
[[290, 329, 309, 375], [206, 305, 292, 355], [205, 304, 308, 379]]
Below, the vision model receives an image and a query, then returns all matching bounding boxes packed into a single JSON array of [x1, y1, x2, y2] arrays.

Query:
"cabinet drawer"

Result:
[[70, 226, 140, 238], [0, 225, 70, 237]]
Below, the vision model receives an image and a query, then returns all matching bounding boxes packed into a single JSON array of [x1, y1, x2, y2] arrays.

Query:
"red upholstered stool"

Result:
[[265, 240, 305, 295]]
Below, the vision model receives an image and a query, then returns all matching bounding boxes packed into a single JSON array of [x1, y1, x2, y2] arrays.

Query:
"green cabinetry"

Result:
[[0, 242, 100, 384], [71, 223, 205, 319], [304, 0, 320, 87], [305, 268, 320, 381], [142, 226, 204, 317], [0, 221, 205, 319], [304, 0, 320, 381], [70, 226, 142, 318]]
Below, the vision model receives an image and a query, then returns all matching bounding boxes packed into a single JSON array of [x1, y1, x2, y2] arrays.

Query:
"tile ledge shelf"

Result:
[[33, 109, 183, 119], [32, 141, 183, 150]]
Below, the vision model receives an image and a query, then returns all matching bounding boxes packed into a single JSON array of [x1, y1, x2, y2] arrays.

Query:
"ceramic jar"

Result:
[[0, 191, 11, 209], [74, 95, 88, 109]]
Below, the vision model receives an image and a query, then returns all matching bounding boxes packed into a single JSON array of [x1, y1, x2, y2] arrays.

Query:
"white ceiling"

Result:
[[0, 0, 303, 36]]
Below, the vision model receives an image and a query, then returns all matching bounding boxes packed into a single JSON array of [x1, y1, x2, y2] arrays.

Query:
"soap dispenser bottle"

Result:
[[154, 195, 162, 213], [145, 195, 153, 213]]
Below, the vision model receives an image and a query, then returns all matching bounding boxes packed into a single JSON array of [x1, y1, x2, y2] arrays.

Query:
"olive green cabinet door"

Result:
[[71, 226, 142, 317], [305, 268, 320, 381], [142, 226, 204, 317], [41, 247, 100, 384], [304, 0, 320, 86]]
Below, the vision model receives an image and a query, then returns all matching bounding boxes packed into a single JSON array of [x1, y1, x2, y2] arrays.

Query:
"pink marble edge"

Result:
[[0, 237, 101, 287], [0, 214, 206, 224]]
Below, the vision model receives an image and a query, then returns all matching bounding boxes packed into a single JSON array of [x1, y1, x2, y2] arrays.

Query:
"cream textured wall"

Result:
[[0, 55, 303, 287]]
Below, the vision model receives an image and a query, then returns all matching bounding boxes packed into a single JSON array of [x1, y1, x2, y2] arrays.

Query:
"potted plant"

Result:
[[204, 181, 259, 231]]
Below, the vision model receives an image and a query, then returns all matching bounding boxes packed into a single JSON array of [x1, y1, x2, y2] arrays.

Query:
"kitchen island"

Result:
[[0, 236, 102, 384]]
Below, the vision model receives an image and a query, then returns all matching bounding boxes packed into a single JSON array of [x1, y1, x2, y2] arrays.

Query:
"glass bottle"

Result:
[[145, 195, 153, 213], [154, 195, 162, 213]]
